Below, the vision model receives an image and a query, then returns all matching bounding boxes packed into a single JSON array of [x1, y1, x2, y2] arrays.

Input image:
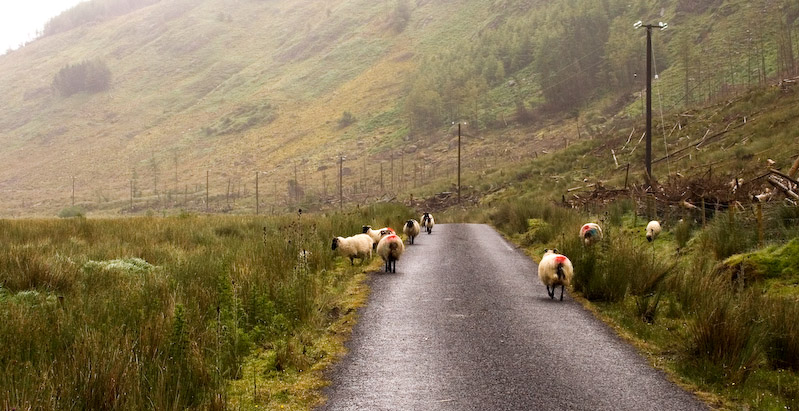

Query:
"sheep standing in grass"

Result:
[[376, 231, 405, 273], [363, 225, 394, 249], [421, 213, 435, 234], [403, 219, 421, 244], [579, 223, 603, 246], [646, 220, 662, 242], [331, 233, 374, 265], [537, 249, 574, 301]]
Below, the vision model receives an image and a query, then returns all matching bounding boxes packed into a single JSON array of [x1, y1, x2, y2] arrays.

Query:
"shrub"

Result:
[[58, 205, 86, 218], [337, 111, 356, 128]]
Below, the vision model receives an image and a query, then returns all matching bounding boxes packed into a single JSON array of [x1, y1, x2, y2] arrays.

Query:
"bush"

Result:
[[337, 111, 356, 128], [58, 205, 86, 218]]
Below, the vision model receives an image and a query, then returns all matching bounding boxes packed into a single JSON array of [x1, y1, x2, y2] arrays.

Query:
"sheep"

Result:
[[579, 222, 603, 246], [331, 233, 374, 265], [362, 225, 394, 249], [403, 219, 421, 244], [537, 249, 574, 301], [421, 212, 435, 234], [376, 232, 405, 273], [646, 220, 661, 242]]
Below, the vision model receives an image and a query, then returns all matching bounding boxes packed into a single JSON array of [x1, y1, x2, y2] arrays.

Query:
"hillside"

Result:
[[0, 0, 797, 217]]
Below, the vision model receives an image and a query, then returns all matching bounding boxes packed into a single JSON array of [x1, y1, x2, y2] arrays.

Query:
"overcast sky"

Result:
[[1, 0, 86, 52]]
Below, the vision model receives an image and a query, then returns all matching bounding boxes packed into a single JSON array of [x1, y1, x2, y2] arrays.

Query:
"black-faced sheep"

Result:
[[579, 222, 603, 246], [332, 233, 374, 265], [537, 249, 574, 301], [403, 219, 421, 244], [421, 212, 435, 234], [376, 231, 405, 273], [646, 220, 661, 242]]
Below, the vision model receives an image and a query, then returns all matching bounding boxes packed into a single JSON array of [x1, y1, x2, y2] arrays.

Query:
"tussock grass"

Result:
[[0, 203, 411, 409]]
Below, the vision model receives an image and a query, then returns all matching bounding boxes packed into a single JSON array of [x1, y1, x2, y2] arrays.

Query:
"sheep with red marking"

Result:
[[403, 219, 421, 244], [537, 249, 574, 301], [376, 230, 405, 273], [331, 233, 374, 265], [363, 225, 394, 249], [579, 222, 603, 246]]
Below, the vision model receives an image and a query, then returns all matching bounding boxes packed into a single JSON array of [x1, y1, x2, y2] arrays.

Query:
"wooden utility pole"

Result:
[[636, 21, 667, 185], [380, 162, 384, 191], [255, 172, 260, 215], [458, 123, 462, 203], [71, 176, 75, 207], [293, 163, 299, 204], [206, 170, 209, 212]]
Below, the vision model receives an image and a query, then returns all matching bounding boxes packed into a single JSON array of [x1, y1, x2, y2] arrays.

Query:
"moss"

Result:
[[718, 238, 799, 285]]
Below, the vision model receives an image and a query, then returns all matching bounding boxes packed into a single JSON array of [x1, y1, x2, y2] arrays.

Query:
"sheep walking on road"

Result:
[[332, 234, 374, 265], [580, 223, 603, 247], [403, 219, 421, 244], [376, 231, 405, 273], [646, 221, 661, 242], [538, 249, 574, 301], [363, 225, 393, 249], [421, 213, 435, 234]]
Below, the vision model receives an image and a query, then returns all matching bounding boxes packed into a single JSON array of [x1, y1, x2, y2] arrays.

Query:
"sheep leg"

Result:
[[546, 285, 554, 299], [559, 284, 565, 301], [350, 256, 354, 266]]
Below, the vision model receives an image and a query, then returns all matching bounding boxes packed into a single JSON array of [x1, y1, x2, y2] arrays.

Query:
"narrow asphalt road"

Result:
[[319, 224, 707, 410]]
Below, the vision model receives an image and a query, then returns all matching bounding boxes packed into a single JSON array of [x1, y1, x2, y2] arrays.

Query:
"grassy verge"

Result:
[[0, 203, 412, 410]]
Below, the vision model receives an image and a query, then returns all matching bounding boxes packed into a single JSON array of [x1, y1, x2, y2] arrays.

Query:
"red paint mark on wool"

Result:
[[386, 235, 399, 240], [554, 255, 567, 264]]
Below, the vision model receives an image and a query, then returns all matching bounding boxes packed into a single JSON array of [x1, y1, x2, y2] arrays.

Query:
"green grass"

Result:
[[0, 202, 412, 410], [483, 188, 799, 409]]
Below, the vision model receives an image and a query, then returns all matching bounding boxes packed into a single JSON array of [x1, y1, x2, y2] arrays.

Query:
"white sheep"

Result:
[[537, 249, 574, 301], [579, 222, 603, 246], [331, 233, 374, 265], [646, 220, 661, 242], [362, 225, 394, 249], [421, 212, 435, 234], [403, 219, 421, 244], [376, 231, 405, 273]]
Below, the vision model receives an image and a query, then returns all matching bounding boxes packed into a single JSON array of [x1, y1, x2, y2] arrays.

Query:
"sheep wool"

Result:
[[376, 233, 405, 273], [646, 221, 662, 242], [579, 223, 603, 246], [363, 225, 393, 249], [332, 233, 374, 265], [403, 219, 421, 244], [421, 212, 435, 234], [537, 249, 574, 301]]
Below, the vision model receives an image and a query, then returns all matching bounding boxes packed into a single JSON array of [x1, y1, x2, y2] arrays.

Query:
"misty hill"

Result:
[[0, 0, 796, 216]]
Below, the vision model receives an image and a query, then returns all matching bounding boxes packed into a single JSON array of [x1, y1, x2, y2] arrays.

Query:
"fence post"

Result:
[[701, 197, 706, 228], [255, 172, 260, 215], [757, 203, 764, 247]]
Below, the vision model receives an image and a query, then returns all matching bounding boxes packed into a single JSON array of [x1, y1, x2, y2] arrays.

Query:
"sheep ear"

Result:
[[552, 248, 559, 254], [543, 248, 549, 253]]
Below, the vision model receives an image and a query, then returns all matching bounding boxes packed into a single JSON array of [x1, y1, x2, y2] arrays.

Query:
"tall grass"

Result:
[[0, 203, 410, 409]]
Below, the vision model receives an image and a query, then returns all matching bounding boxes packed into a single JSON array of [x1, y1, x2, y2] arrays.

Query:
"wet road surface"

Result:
[[319, 224, 707, 410]]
